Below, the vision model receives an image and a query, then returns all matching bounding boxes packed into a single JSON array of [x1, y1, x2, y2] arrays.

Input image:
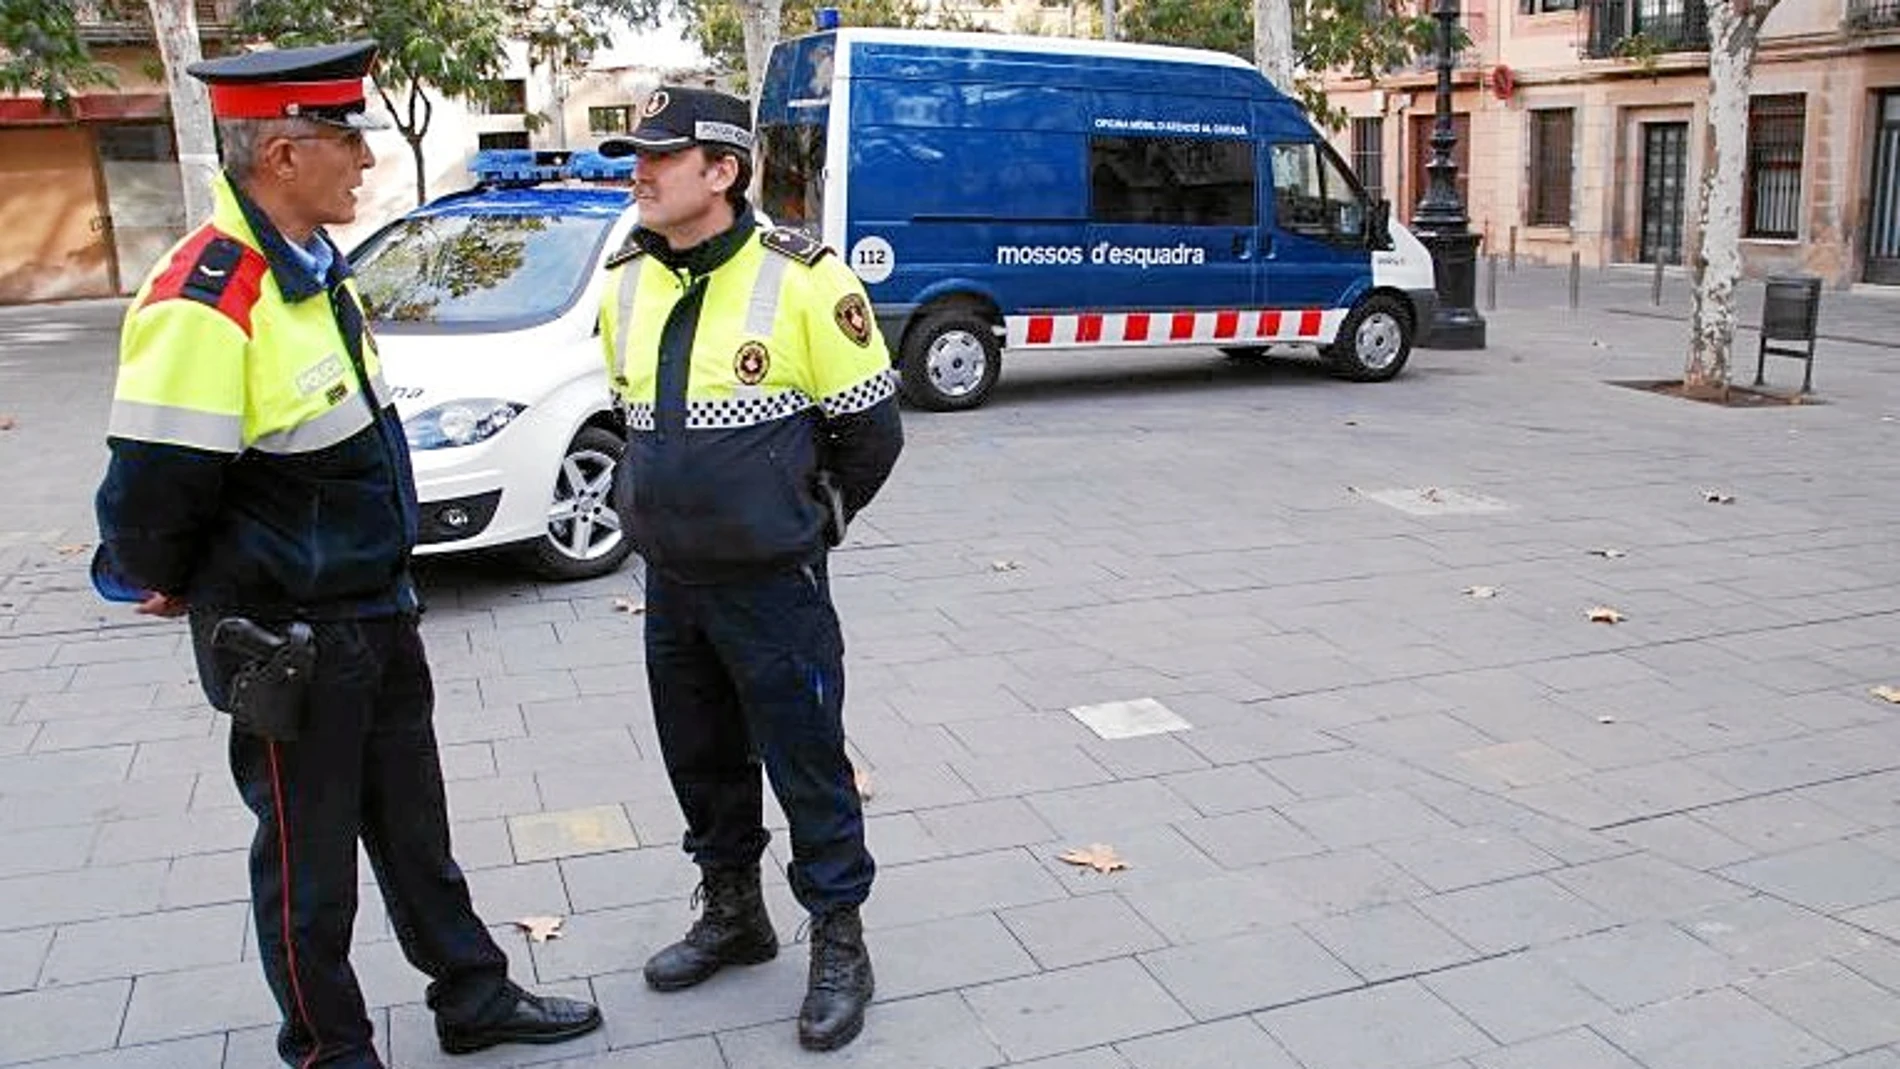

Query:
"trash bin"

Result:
[[1756, 274, 1822, 393]]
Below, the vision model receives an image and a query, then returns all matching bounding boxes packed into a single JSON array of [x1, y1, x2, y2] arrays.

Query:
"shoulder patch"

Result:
[[605, 238, 646, 270], [143, 230, 269, 336], [759, 227, 831, 267]]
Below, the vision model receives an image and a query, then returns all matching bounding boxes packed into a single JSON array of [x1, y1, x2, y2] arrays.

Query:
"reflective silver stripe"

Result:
[[745, 251, 790, 337], [613, 265, 643, 386], [249, 396, 375, 455], [363, 368, 391, 407], [108, 400, 243, 453]]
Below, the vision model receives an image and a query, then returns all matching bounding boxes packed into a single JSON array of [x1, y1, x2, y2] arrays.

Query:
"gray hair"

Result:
[[216, 117, 303, 183]]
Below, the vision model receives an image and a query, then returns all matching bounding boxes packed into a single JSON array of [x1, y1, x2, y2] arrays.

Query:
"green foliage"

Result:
[[1612, 30, 1661, 78], [1117, 0, 1251, 59], [673, 0, 982, 85], [236, 0, 658, 201], [1122, 0, 1443, 130], [0, 0, 119, 106]]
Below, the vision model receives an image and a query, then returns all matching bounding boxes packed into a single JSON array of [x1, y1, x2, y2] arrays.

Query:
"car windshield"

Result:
[[351, 208, 616, 330]]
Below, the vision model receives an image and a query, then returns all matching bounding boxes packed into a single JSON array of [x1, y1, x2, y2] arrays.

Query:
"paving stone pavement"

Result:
[[3, 269, 1900, 1067]]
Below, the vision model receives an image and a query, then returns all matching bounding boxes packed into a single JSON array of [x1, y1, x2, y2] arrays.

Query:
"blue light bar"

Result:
[[470, 148, 633, 185], [565, 150, 634, 181]]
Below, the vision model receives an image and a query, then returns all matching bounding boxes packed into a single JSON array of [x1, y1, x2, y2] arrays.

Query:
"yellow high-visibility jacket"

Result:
[[600, 214, 902, 582]]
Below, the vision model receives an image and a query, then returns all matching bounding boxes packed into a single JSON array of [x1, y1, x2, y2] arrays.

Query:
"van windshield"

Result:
[[760, 122, 827, 233]]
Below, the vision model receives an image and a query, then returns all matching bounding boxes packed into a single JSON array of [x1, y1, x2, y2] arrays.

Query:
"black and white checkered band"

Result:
[[620, 400, 656, 431], [621, 373, 892, 432], [623, 390, 814, 432], [820, 370, 897, 418]]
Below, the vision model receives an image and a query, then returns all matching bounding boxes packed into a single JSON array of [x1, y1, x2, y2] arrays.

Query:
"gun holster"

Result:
[[815, 470, 848, 548], [211, 618, 315, 742]]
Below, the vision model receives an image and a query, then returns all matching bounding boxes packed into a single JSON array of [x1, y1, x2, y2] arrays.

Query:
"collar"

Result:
[[636, 206, 757, 279], [218, 174, 351, 303]]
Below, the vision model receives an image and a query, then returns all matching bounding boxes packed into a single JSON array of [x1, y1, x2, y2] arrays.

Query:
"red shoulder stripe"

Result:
[[140, 228, 270, 337]]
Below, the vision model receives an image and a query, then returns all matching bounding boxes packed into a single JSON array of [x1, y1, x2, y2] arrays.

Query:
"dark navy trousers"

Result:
[[644, 558, 874, 913], [193, 612, 509, 1068]]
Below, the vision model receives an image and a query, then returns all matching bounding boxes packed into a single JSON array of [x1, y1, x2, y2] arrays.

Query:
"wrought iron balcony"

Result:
[[1846, 0, 1900, 31], [77, 0, 241, 45], [1584, 0, 1710, 58]]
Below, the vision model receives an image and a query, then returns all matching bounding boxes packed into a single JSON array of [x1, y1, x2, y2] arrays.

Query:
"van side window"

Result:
[[1089, 136, 1255, 227], [1270, 142, 1368, 244]]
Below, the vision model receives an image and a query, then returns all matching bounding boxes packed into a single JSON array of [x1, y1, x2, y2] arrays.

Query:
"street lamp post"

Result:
[[1412, 0, 1486, 349]]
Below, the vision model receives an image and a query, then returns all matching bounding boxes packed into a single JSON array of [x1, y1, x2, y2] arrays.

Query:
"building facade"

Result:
[[0, 6, 705, 302], [1322, 0, 1900, 287]]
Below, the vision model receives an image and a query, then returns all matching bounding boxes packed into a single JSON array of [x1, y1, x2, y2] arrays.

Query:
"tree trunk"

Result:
[[146, 0, 216, 226], [1254, 0, 1296, 94], [409, 135, 427, 208], [740, 0, 785, 110], [1683, 1, 1762, 399]]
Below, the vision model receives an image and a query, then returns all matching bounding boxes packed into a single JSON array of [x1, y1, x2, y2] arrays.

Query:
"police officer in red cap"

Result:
[[92, 41, 601, 1067]]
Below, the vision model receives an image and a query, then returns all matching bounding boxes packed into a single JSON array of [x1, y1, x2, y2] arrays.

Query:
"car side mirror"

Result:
[[1367, 199, 1393, 251]]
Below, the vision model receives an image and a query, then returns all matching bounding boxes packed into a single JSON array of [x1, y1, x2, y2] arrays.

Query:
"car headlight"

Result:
[[404, 399, 526, 450]]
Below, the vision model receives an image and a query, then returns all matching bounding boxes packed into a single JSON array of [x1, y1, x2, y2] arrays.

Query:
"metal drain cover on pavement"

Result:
[[1068, 697, 1193, 740]]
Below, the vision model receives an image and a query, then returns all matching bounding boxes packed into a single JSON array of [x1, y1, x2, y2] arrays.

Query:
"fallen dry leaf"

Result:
[[990, 560, 1023, 572], [1058, 843, 1128, 875], [1596, 714, 1618, 724], [1702, 489, 1737, 504], [1420, 486, 1445, 503], [1587, 548, 1628, 559], [0, 415, 15, 431], [1462, 585, 1500, 599], [611, 597, 645, 615], [54, 543, 90, 557], [514, 915, 564, 942], [1586, 606, 1627, 624], [1871, 686, 1900, 704], [852, 764, 874, 800]]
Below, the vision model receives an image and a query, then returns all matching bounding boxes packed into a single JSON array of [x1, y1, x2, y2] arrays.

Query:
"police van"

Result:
[[756, 28, 1440, 411]]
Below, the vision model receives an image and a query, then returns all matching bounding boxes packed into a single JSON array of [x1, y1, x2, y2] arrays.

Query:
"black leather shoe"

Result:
[[644, 864, 779, 992], [436, 985, 603, 1055], [798, 907, 874, 1052]]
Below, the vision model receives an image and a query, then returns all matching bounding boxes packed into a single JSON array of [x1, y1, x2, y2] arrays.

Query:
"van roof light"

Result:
[[814, 6, 840, 29]]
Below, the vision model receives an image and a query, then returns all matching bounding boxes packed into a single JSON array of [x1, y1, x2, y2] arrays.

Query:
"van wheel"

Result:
[[1326, 294, 1412, 382], [520, 425, 636, 581], [899, 311, 1000, 411]]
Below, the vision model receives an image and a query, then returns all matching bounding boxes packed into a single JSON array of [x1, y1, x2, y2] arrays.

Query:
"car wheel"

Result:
[[1326, 294, 1412, 382], [522, 425, 635, 581], [898, 309, 1001, 411]]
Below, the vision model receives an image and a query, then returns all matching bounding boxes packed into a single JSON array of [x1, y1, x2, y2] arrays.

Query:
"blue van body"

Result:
[[757, 29, 1439, 410]]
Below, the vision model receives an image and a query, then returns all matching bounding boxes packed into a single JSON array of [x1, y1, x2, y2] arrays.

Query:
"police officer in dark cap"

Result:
[[596, 84, 903, 1052], [93, 41, 602, 1068]]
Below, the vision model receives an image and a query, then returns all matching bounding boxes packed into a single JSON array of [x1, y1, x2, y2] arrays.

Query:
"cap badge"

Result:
[[734, 340, 770, 385], [642, 90, 670, 118]]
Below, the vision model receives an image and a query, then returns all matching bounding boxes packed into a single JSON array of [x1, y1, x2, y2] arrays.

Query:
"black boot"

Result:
[[643, 864, 779, 991], [798, 907, 875, 1051]]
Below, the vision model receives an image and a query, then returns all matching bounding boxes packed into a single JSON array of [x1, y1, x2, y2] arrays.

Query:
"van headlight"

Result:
[[404, 399, 526, 449]]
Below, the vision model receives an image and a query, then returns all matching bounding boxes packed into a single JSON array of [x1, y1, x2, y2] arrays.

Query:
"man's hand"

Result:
[[135, 592, 189, 617]]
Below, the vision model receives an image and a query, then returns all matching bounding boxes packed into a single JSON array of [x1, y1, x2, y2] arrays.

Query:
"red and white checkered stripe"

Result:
[[1005, 308, 1348, 349]]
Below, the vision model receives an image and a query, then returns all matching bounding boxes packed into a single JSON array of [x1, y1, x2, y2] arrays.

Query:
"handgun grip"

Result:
[[211, 617, 286, 661]]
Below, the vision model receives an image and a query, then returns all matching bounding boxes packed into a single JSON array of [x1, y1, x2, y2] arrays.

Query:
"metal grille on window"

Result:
[[1746, 94, 1805, 239], [1527, 109, 1574, 227], [1352, 118, 1385, 204]]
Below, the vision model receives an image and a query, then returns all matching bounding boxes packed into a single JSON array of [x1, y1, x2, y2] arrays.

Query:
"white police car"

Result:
[[349, 150, 639, 580]]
